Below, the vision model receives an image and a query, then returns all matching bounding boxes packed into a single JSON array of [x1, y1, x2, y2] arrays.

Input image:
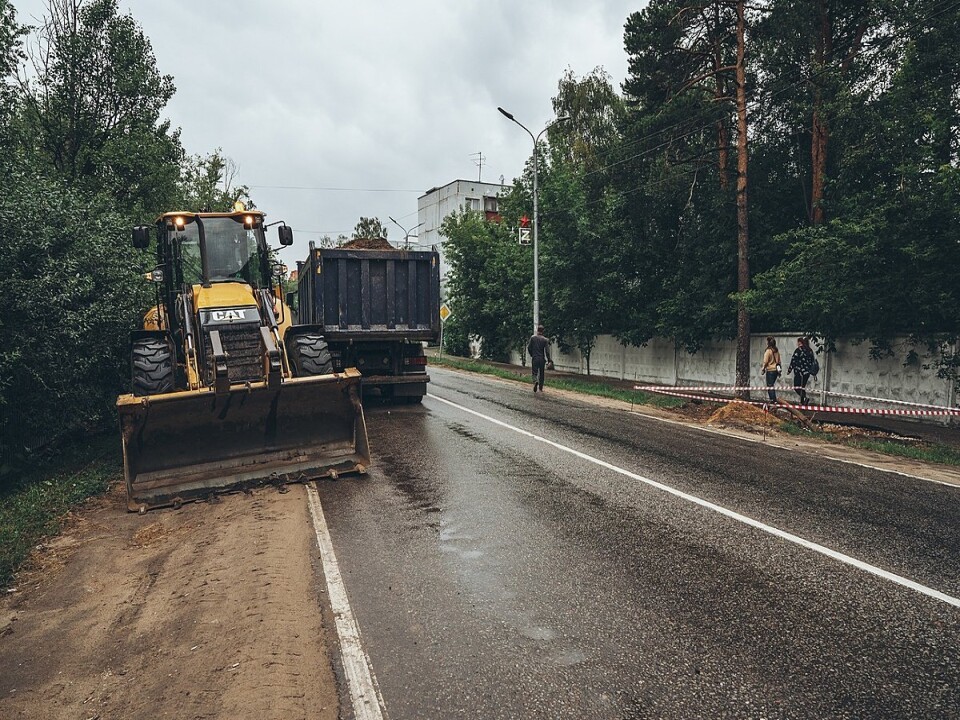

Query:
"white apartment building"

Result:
[[417, 179, 505, 285]]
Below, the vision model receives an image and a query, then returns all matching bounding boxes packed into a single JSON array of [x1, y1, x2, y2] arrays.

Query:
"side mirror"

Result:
[[278, 225, 293, 246], [272, 262, 287, 278], [132, 226, 151, 249]]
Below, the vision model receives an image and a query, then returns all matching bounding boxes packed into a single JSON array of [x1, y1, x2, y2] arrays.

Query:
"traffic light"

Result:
[[519, 215, 531, 228]]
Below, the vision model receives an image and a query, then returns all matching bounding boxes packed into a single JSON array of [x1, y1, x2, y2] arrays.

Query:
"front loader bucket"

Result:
[[117, 369, 370, 512]]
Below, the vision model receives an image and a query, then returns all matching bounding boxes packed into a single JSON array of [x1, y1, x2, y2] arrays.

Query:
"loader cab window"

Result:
[[174, 223, 203, 286], [169, 216, 269, 288], [204, 220, 265, 285]]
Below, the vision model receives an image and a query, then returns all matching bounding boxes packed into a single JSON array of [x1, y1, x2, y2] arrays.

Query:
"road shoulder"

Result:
[[0, 483, 339, 720]]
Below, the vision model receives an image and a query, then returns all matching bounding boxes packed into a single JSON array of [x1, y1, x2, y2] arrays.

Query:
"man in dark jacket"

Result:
[[527, 325, 552, 392]]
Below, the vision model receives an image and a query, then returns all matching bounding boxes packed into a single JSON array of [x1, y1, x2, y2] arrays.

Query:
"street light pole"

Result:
[[388, 216, 425, 249], [497, 107, 569, 334]]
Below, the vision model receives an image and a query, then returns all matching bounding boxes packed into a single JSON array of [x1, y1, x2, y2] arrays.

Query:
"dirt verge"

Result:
[[0, 483, 338, 720]]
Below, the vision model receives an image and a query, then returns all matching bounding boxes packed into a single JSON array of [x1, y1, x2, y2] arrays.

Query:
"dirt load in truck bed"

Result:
[[339, 237, 394, 249], [0, 483, 338, 720]]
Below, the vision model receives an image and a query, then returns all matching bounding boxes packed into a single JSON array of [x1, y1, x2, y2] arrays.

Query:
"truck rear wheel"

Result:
[[131, 337, 175, 396], [289, 334, 333, 376]]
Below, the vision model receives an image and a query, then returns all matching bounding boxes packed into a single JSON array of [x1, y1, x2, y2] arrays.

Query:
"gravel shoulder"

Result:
[[0, 482, 339, 720]]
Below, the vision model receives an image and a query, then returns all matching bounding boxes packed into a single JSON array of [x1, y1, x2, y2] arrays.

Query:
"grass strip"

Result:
[[0, 434, 119, 587], [781, 421, 960, 467], [847, 439, 960, 466], [431, 354, 685, 409]]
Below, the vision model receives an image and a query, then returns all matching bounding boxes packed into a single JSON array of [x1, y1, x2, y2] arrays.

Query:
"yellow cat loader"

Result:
[[117, 209, 370, 512]]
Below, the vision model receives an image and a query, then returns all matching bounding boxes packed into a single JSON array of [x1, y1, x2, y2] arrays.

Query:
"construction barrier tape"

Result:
[[634, 386, 960, 417], [635, 384, 958, 412]]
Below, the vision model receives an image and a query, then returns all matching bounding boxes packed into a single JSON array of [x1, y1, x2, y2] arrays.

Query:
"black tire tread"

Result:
[[131, 338, 175, 396], [289, 334, 333, 376]]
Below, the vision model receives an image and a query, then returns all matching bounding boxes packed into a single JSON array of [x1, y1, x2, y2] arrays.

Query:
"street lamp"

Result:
[[497, 106, 570, 333], [388, 216, 425, 249]]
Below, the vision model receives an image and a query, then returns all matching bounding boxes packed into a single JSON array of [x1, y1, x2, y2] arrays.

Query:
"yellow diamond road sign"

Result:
[[439, 303, 452, 323]]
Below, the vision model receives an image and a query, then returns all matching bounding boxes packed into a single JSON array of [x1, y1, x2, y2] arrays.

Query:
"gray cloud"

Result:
[[13, 0, 645, 263]]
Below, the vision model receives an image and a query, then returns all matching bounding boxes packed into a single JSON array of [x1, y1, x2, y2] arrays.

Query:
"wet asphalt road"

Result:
[[315, 367, 960, 720]]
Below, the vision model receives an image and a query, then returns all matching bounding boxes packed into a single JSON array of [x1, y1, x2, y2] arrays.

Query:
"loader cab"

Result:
[[157, 212, 272, 291]]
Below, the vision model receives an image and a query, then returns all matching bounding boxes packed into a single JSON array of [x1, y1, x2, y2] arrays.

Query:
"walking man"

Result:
[[527, 325, 552, 392]]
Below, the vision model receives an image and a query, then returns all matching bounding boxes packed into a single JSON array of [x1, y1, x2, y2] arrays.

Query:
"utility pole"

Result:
[[498, 108, 570, 333]]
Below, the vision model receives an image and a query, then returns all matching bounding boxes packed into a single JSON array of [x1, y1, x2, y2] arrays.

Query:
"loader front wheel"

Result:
[[289, 334, 333, 376], [131, 337, 175, 396]]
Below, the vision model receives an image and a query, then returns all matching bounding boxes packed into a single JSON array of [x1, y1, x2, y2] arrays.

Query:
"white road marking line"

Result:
[[628, 411, 960, 488], [306, 482, 387, 720], [427, 393, 960, 609]]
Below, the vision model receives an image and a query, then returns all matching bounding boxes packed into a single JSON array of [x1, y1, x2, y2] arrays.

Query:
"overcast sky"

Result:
[[14, 0, 645, 265]]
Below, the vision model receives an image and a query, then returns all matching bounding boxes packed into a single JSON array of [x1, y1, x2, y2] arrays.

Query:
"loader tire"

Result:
[[289, 334, 333, 376], [131, 337, 174, 396]]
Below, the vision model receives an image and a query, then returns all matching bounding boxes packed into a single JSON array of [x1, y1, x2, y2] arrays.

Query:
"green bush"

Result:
[[0, 162, 149, 459]]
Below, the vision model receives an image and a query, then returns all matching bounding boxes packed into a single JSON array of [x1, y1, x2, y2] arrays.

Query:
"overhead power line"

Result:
[[250, 184, 423, 193]]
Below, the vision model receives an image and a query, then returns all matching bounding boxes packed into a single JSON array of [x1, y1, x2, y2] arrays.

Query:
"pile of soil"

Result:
[[340, 237, 393, 249], [707, 401, 783, 430]]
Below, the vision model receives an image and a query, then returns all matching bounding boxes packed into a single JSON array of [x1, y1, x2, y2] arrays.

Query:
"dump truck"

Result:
[[294, 239, 440, 403], [117, 209, 370, 512]]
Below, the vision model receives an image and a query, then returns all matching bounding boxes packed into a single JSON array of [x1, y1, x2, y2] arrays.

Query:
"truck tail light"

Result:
[[403, 356, 427, 366]]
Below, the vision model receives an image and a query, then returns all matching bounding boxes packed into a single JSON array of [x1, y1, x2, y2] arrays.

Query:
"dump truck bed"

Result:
[[296, 246, 441, 342]]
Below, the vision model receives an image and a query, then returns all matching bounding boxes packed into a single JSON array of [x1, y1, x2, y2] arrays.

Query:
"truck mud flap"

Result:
[[117, 370, 370, 512]]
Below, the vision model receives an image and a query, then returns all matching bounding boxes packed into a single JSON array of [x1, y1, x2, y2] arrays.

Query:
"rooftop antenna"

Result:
[[469, 151, 486, 182]]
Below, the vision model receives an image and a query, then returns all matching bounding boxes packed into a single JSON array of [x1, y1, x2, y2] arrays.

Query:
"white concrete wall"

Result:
[[508, 334, 958, 421]]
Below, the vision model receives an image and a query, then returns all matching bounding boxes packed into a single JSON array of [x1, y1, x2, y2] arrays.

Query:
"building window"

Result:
[[464, 197, 481, 211], [483, 196, 498, 213]]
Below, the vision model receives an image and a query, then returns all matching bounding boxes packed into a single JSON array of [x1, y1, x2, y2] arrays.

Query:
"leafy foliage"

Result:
[[17, 0, 182, 219], [0, 159, 150, 456], [0, 0, 232, 460], [353, 216, 388, 240], [441, 209, 530, 361], [177, 149, 252, 212], [442, 0, 960, 386]]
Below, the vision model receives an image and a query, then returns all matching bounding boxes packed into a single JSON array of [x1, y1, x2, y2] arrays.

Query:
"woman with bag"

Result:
[[786, 337, 816, 405], [760, 336, 781, 401]]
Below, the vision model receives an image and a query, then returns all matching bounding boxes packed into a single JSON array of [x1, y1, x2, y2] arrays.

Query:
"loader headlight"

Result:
[[173, 216, 185, 229]]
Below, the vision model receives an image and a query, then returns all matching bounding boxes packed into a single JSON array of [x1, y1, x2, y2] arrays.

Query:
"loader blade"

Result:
[[117, 369, 370, 512]]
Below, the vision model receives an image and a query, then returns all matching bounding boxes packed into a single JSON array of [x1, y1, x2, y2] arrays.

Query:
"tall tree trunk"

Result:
[[734, 0, 751, 398], [811, 102, 827, 225], [810, 0, 832, 226], [714, 3, 730, 190]]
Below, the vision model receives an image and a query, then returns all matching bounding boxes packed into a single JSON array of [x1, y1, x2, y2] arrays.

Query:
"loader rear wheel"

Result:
[[289, 334, 333, 376], [131, 337, 175, 396]]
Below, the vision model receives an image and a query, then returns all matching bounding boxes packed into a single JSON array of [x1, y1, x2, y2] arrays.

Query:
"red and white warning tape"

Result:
[[634, 385, 960, 417], [637, 384, 957, 412]]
